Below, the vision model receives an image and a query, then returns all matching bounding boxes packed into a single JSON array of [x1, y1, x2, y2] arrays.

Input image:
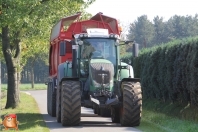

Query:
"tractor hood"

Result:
[[89, 59, 114, 92]]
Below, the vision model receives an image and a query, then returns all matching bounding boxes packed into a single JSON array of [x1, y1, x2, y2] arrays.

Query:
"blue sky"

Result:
[[86, 0, 198, 23]]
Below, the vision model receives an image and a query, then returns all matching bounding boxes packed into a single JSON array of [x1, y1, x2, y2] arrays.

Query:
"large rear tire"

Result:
[[120, 82, 142, 126], [47, 82, 56, 117], [111, 107, 120, 123], [96, 106, 100, 115], [93, 104, 97, 114], [56, 85, 61, 123], [61, 80, 81, 126]]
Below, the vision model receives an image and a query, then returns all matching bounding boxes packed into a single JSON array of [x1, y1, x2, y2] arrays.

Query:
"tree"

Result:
[[171, 15, 188, 38], [0, 0, 95, 108], [153, 16, 166, 45], [185, 14, 198, 37], [127, 15, 155, 48], [21, 36, 49, 89]]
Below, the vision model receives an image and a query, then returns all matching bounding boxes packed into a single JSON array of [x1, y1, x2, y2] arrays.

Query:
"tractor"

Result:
[[46, 12, 142, 127]]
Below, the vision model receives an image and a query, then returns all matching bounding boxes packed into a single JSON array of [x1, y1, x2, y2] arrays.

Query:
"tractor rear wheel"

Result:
[[120, 82, 142, 126], [47, 82, 56, 117], [111, 107, 120, 123], [61, 80, 81, 126], [96, 106, 100, 115], [93, 104, 98, 114], [56, 85, 61, 123]]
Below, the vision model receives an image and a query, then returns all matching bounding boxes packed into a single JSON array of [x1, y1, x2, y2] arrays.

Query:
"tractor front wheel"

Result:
[[111, 107, 120, 123], [61, 80, 81, 126], [120, 82, 142, 126]]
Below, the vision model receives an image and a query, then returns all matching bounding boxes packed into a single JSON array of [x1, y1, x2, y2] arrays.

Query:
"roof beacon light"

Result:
[[87, 28, 109, 37]]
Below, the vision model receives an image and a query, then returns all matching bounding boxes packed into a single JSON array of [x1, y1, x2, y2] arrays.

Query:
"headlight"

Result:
[[114, 34, 119, 38], [109, 34, 119, 38], [83, 33, 88, 37], [109, 34, 114, 38], [79, 33, 88, 38], [79, 34, 83, 37]]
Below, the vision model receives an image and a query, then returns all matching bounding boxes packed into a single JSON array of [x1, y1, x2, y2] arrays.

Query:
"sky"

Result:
[[86, 0, 198, 23]]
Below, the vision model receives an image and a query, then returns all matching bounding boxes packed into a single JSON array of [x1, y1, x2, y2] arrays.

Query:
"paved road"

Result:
[[27, 90, 141, 132]]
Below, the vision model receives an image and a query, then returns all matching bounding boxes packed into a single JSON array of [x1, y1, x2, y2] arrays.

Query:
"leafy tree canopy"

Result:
[[0, 0, 95, 64]]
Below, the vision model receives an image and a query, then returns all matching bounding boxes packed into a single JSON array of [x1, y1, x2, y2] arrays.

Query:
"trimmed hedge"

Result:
[[122, 37, 198, 106]]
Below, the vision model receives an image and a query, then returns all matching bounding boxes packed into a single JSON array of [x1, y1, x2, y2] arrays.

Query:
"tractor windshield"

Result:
[[80, 38, 117, 64]]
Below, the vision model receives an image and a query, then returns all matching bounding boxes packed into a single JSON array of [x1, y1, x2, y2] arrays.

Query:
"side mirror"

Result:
[[133, 43, 139, 57], [60, 41, 66, 56]]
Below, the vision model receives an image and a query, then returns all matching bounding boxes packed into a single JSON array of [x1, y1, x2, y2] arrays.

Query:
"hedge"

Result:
[[122, 37, 198, 106]]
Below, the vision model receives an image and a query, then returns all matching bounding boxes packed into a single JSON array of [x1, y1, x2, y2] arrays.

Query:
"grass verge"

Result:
[[0, 92, 49, 132], [1, 83, 47, 91], [136, 99, 198, 132]]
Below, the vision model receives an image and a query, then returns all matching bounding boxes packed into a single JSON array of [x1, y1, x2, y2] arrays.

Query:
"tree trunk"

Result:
[[31, 67, 34, 88], [26, 67, 28, 83], [2, 26, 20, 108]]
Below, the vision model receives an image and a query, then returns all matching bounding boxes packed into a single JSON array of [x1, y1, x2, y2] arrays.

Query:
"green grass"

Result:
[[136, 99, 198, 132], [0, 92, 49, 132], [1, 83, 47, 91]]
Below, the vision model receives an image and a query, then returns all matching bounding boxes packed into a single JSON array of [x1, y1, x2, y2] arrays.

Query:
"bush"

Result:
[[125, 36, 198, 106]]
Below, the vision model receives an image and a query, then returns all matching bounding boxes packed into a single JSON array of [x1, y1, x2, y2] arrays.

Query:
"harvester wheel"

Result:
[[111, 107, 120, 123], [61, 80, 81, 126], [120, 82, 142, 126], [56, 85, 61, 123], [47, 82, 56, 117]]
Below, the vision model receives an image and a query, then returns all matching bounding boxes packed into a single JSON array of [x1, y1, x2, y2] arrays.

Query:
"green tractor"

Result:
[[46, 12, 142, 127]]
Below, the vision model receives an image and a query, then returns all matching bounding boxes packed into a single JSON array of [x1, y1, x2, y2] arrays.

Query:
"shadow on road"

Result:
[[81, 113, 99, 117], [27, 90, 141, 132], [41, 113, 122, 129]]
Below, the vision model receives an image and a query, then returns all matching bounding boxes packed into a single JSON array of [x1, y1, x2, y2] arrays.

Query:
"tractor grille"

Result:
[[90, 63, 114, 85]]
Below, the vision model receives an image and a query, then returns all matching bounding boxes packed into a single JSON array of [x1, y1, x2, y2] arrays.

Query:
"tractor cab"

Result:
[[75, 28, 119, 77]]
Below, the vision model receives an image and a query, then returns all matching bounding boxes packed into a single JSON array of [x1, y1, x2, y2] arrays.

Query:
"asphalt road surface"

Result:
[[27, 90, 141, 132]]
